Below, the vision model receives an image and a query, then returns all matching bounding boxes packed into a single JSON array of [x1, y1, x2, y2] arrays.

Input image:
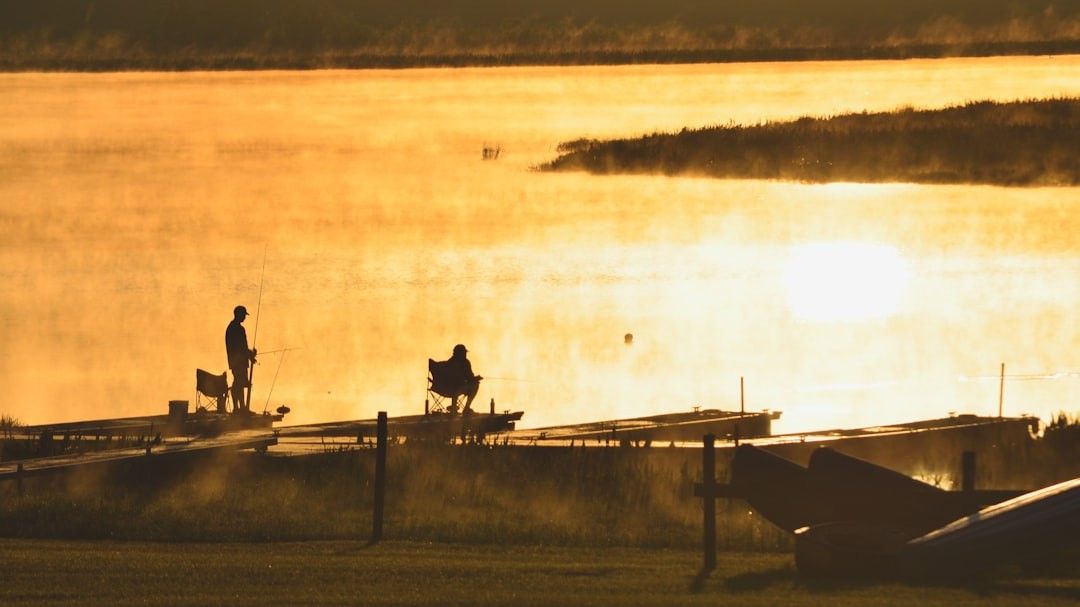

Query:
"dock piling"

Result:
[[372, 411, 387, 544], [998, 363, 1005, 418], [702, 434, 716, 571], [740, 376, 745, 415], [962, 451, 976, 493]]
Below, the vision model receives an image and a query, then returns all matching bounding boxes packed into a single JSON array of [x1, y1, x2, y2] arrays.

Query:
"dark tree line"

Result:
[[1, 0, 1077, 70]]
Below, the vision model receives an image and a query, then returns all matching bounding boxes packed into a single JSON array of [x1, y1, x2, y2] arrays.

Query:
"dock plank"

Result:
[[0, 431, 276, 481]]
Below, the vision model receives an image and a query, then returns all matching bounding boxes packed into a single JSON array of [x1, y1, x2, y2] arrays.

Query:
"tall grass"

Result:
[[1, 418, 1076, 547], [0, 414, 20, 439], [1, 0, 1077, 70], [0, 445, 789, 549], [542, 98, 1080, 186]]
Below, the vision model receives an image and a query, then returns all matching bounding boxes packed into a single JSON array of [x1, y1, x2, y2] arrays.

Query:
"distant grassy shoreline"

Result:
[[2, 42, 1077, 73], [2, 0, 1077, 72], [541, 98, 1080, 186]]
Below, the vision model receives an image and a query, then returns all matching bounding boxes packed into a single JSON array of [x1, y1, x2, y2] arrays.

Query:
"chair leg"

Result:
[[427, 391, 451, 414]]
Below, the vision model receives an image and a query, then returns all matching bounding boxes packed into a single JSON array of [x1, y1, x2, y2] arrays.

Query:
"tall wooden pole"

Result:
[[997, 362, 1005, 419], [740, 376, 745, 415], [702, 434, 716, 571], [372, 411, 387, 543]]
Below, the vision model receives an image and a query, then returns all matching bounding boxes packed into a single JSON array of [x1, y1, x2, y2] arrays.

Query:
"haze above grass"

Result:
[[541, 99, 1080, 186], [1, 0, 1078, 70]]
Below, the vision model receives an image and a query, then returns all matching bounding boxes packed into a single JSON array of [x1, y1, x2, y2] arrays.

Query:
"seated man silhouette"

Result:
[[429, 344, 483, 414]]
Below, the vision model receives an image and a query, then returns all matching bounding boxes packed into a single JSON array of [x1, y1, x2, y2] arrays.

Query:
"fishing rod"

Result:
[[258, 347, 303, 356], [263, 348, 288, 413], [483, 376, 535, 383], [958, 372, 1080, 381], [245, 246, 267, 413]]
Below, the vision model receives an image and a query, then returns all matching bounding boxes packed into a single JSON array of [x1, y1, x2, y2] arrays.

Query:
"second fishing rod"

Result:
[[245, 247, 267, 413]]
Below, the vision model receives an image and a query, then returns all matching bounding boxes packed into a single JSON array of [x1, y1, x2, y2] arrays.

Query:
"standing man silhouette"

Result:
[[225, 305, 257, 414]]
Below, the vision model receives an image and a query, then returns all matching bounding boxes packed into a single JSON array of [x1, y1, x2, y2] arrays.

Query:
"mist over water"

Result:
[[1, 56, 1078, 432]]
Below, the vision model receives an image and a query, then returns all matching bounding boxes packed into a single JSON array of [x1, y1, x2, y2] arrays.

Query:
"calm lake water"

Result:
[[1, 55, 1079, 431]]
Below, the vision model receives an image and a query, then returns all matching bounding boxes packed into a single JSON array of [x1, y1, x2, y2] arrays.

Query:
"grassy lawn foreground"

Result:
[[1, 540, 1077, 606]]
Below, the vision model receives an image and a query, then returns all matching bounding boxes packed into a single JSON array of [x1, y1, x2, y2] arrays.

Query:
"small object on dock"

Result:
[[168, 400, 189, 424]]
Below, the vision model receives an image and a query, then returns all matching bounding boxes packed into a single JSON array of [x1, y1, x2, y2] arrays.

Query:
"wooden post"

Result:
[[998, 363, 1005, 419], [740, 376, 745, 415], [962, 451, 976, 493], [372, 411, 387, 543], [702, 434, 716, 571]]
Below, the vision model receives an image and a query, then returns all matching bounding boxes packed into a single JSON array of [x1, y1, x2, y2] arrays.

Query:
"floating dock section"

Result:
[[509, 409, 781, 445], [728, 414, 1038, 470], [278, 410, 524, 445], [0, 431, 277, 483], [20, 408, 282, 439]]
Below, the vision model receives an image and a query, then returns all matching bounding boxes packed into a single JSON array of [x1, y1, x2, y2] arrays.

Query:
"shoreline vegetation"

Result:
[[2, 42, 1078, 73], [1, 0, 1078, 71], [1, 414, 1076, 545], [540, 99, 1080, 186]]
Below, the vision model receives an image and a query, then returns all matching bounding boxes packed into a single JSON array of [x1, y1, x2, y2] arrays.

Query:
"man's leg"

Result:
[[243, 364, 251, 412], [462, 378, 480, 412], [230, 368, 247, 413]]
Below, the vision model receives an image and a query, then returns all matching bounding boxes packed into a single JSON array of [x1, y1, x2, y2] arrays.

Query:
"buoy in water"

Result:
[[624, 333, 633, 345]]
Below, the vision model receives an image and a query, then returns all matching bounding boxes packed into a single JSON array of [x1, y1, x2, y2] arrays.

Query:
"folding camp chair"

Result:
[[195, 369, 229, 414], [427, 358, 465, 415]]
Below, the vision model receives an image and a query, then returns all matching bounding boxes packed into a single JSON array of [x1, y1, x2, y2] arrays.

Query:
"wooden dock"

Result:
[[20, 410, 282, 439], [0, 431, 276, 483], [507, 409, 780, 445], [278, 410, 524, 444], [715, 414, 1038, 467]]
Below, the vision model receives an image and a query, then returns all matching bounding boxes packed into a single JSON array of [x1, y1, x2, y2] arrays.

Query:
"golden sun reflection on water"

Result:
[[784, 241, 911, 323]]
